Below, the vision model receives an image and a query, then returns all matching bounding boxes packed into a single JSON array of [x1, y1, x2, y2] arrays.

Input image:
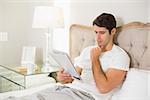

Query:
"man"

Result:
[[56, 13, 130, 99]]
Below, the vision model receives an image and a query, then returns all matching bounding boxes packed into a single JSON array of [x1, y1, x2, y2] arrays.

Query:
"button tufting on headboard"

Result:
[[69, 22, 150, 70]]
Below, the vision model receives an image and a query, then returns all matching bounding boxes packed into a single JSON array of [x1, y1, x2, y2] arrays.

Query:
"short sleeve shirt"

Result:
[[68, 44, 130, 100]]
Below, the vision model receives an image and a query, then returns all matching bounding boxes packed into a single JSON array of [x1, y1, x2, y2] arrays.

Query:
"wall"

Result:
[[0, 4, 4, 64], [53, 0, 149, 54], [148, 0, 150, 22], [0, 4, 3, 30], [0, 1, 53, 65], [69, 0, 148, 26], [0, 0, 149, 65]]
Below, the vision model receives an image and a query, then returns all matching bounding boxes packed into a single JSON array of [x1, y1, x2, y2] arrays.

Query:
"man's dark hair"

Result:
[[93, 13, 116, 33]]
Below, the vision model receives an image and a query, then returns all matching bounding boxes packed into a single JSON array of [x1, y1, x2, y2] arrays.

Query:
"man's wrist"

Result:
[[92, 57, 99, 63]]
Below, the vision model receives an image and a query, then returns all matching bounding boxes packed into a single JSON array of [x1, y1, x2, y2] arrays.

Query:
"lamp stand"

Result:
[[42, 29, 53, 72], [42, 29, 59, 72], [32, 6, 64, 72]]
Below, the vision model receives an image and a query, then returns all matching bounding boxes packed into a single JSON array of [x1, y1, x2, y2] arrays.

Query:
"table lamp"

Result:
[[32, 6, 64, 72]]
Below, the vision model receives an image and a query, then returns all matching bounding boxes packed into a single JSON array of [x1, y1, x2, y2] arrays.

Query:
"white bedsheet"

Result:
[[0, 83, 59, 100]]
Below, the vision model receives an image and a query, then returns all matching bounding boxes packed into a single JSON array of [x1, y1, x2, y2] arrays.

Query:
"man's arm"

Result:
[[91, 47, 127, 94]]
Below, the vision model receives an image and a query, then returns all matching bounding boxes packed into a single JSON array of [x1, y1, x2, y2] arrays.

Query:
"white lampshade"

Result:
[[32, 6, 64, 29], [32, 6, 64, 72]]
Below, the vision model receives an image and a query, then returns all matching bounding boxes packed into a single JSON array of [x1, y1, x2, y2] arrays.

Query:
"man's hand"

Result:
[[56, 68, 74, 84], [90, 46, 102, 61]]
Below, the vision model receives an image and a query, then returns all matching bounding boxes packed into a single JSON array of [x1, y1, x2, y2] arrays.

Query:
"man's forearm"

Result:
[[92, 59, 109, 93]]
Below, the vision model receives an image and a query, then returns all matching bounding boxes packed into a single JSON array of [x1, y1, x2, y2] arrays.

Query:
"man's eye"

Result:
[[95, 31, 106, 34], [95, 31, 98, 34], [101, 32, 105, 34]]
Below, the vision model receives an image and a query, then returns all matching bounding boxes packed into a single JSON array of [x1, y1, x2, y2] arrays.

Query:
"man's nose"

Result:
[[97, 33, 102, 40]]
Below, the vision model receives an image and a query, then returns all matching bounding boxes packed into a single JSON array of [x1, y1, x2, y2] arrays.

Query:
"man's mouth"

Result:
[[97, 41, 102, 44]]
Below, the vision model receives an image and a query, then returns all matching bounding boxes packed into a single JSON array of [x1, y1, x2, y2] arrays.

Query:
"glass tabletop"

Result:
[[0, 64, 49, 76]]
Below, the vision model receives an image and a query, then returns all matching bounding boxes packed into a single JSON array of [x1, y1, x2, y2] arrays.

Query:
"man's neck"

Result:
[[101, 43, 114, 52]]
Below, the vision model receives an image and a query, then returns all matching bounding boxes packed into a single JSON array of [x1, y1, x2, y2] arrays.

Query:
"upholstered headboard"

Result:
[[69, 22, 150, 70]]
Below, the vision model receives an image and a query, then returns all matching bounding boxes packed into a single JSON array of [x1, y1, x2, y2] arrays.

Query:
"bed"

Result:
[[0, 22, 150, 100]]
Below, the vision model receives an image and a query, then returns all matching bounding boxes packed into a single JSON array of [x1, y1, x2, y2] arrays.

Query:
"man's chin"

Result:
[[97, 44, 104, 48]]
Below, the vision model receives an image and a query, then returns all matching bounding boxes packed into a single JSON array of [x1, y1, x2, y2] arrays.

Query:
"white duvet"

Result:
[[0, 83, 58, 100], [0, 83, 95, 100]]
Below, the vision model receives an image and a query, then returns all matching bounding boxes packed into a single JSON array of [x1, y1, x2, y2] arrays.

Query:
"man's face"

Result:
[[93, 25, 112, 48]]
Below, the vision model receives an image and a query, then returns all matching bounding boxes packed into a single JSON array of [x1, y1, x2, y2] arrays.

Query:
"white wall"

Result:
[[0, 1, 53, 65], [0, 4, 4, 64], [0, 4, 2, 30], [69, 0, 148, 26], [148, 0, 150, 22], [0, 0, 149, 65], [53, 0, 149, 54], [0, 5, 3, 66]]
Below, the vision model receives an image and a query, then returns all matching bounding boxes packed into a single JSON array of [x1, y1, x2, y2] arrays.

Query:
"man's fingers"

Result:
[[59, 74, 72, 82], [59, 67, 64, 72], [57, 67, 73, 83], [61, 73, 71, 78]]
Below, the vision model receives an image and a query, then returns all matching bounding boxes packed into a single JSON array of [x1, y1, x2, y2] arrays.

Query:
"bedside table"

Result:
[[0, 64, 56, 93]]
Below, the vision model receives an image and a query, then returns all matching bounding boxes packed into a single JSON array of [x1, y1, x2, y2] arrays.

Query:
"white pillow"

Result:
[[112, 68, 150, 100]]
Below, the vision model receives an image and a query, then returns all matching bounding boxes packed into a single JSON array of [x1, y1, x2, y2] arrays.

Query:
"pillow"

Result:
[[112, 68, 150, 100]]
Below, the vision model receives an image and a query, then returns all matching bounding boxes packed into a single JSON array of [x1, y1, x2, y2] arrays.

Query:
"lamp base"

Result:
[[41, 66, 50, 72], [42, 64, 59, 72]]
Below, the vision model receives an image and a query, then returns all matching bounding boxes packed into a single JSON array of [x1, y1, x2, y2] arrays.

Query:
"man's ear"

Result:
[[111, 28, 116, 35]]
